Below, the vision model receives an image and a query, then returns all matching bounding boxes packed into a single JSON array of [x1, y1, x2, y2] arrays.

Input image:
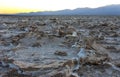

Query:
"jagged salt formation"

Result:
[[73, 48, 86, 70], [64, 47, 86, 77]]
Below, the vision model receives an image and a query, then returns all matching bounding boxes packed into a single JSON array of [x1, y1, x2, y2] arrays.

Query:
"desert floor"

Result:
[[0, 16, 120, 77]]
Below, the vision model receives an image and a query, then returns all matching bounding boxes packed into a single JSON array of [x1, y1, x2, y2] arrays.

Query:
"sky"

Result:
[[0, 0, 120, 14]]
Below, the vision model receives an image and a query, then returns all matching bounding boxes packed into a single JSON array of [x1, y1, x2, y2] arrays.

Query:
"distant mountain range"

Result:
[[17, 4, 120, 15]]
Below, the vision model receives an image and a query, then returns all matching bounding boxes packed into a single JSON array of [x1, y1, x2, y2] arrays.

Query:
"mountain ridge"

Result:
[[16, 4, 120, 15]]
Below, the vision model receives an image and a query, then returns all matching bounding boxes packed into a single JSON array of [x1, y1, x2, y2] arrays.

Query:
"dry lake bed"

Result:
[[0, 16, 120, 77]]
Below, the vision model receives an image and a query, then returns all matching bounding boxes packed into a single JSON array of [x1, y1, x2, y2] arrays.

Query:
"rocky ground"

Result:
[[0, 16, 120, 77]]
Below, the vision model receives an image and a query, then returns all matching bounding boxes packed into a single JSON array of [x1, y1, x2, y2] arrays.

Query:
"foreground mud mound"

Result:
[[0, 16, 120, 77]]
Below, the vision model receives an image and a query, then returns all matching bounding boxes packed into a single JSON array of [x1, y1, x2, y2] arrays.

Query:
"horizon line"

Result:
[[1, 4, 120, 15]]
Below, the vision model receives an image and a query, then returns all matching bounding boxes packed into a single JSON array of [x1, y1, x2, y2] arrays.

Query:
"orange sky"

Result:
[[0, 7, 42, 14], [0, 0, 120, 14]]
